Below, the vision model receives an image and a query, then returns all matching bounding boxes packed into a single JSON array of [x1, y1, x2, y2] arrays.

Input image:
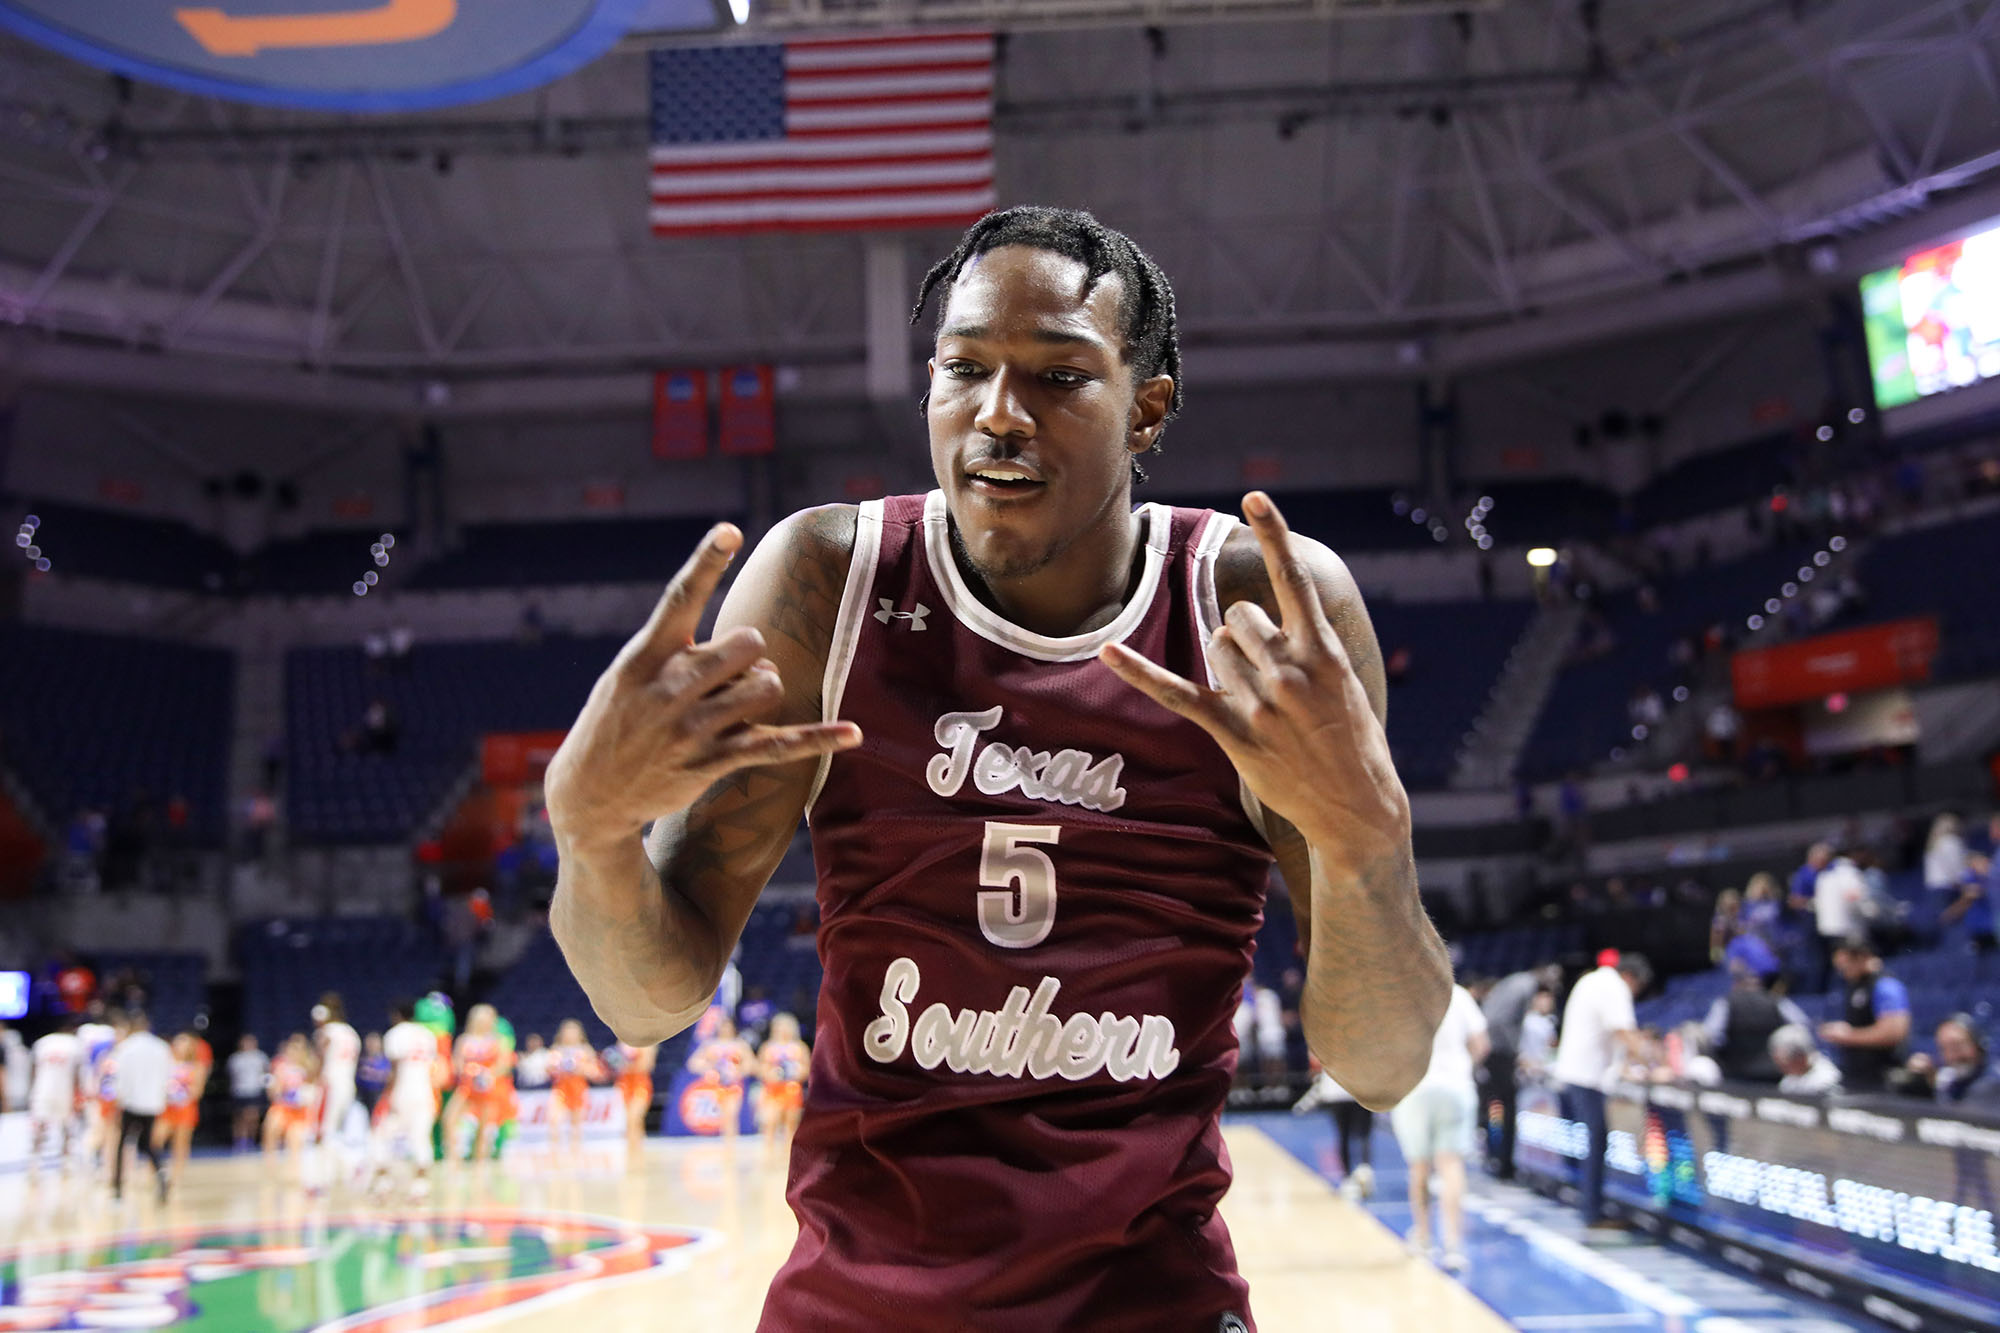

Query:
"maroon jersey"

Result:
[[761, 491, 1274, 1332]]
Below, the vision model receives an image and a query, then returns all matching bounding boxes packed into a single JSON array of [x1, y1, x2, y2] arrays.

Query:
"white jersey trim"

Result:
[[1188, 510, 1274, 850], [807, 499, 885, 816], [920, 489, 1171, 663]]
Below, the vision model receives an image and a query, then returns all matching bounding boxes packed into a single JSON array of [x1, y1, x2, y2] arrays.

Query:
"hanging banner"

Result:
[[652, 369, 709, 461], [1732, 616, 1940, 711], [480, 730, 568, 786], [0, 0, 669, 113], [717, 364, 776, 458]]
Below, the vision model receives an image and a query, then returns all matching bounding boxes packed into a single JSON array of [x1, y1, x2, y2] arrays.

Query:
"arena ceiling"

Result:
[[0, 0, 1995, 411]]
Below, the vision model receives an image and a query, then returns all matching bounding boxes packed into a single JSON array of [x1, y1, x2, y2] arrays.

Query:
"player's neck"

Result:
[[953, 502, 1146, 638]]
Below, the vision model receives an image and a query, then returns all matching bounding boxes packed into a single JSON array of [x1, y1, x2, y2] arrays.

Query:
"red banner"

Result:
[[480, 730, 569, 786], [1731, 617, 1940, 711], [717, 364, 775, 457], [652, 370, 709, 461]]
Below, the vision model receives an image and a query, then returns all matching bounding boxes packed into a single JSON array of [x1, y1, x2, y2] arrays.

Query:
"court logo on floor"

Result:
[[0, 1208, 713, 1330]]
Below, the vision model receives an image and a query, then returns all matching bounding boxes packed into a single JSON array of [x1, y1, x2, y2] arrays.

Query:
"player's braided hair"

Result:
[[911, 205, 1183, 483]]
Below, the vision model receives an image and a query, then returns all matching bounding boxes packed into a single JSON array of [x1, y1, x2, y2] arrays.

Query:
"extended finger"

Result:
[[696, 721, 863, 777], [679, 662, 786, 737], [625, 524, 744, 672], [655, 627, 767, 701], [1099, 641, 1228, 732], [1241, 492, 1331, 635]]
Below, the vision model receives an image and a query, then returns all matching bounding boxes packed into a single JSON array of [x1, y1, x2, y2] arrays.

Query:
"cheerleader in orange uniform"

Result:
[[756, 1013, 810, 1152], [152, 1033, 206, 1192], [545, 1020, 603, 1158], [442, 1005, 512, 1163], [607, 1040, 657, 1159], [262, 1034, 320, 1179], [688, 1016, 755, 1143]]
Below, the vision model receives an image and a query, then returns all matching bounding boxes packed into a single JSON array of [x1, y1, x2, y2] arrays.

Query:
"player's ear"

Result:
[[1128, 373, 1174, 453]]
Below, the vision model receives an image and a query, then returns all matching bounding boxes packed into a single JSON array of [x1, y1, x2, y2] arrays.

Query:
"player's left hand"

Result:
[[1099, 491, 1410, 868]]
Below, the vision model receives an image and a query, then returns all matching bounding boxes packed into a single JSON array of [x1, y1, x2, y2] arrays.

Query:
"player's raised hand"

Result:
[[1099, 492, 1409, 866], [543, 523, 860, 851]]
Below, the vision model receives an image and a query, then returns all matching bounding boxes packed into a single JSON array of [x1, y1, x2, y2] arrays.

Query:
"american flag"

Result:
[[648, 32, 996, 235]]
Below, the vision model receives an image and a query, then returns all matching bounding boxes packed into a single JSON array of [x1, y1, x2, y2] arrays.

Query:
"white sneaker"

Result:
[[1351, 1164, 1375, 1199], [1442, 1250, 1468, 1274], [1339, 1176, 1363, 1202]]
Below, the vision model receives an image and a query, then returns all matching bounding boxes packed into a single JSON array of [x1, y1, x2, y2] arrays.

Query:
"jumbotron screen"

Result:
[[1862, 222, 2000, 409]]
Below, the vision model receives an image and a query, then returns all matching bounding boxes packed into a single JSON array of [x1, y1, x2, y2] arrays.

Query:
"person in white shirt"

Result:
[[1925, 815, 1970, 893], [1552, 953, 1652, 1230], [227, 1034, 270, 1151], [1517, 989, 1558, 1076], [1233, 980, 1287, 1092], [1, 1022, 29, 1112], [369, 1001, 442, 1199], [110, 1012, 173, 1202], [28, 1018, 82, 1171], [1770, 1025, 1842, 1096], [1800, 848, 1867, 992], [1389, 984, 1490, 1273], [313, 993, 362, 1148]]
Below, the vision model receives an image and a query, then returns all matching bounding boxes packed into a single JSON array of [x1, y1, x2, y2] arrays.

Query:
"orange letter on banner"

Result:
[[175, 0, 457, 56]]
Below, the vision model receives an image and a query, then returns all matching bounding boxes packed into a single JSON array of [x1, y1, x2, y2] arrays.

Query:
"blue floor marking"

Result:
[[1237, 1109, 1887, 1333]]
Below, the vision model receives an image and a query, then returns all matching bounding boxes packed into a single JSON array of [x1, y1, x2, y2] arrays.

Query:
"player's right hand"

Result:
[[543, 523, 861, 851]]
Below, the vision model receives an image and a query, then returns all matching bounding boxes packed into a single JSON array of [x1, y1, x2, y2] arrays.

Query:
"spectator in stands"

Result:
[[1905, 1016, 2000, 1108], [738, 985, 775, 1047], [62, 807, 106, 893], [1941, 848, 1997, 953], [1703, 964, 1811, 1085], [228, 1033, 269, 1151], [1926, 814, 1971, 893], [387, 622, 414, 669], [357, 699, 399, 756], [52, 951, 96, 1014], [1709, 889, 1742, 965], [1552, 953, 1652, 1231], [1788, 842, 1841, 989], [1741, 873, 1783, 940], [1703, 702, 1740, 762], [1479, 962, 1561, 1180], [1818, 934, 1911, 1093], [1556, 775, 1589, 857], [1770, 1025, 1842, 1095], [1384, 645, 1411, 685]]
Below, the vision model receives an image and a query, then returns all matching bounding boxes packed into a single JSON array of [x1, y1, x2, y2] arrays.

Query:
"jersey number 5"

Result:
[[978, 822, 1060, 948]]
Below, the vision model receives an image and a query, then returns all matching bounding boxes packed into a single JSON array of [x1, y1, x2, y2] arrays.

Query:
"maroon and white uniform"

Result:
[[761, 492, 1274, 1332]]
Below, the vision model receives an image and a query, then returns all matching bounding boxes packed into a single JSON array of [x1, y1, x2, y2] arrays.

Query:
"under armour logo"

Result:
[[873, 598, 929, 630]]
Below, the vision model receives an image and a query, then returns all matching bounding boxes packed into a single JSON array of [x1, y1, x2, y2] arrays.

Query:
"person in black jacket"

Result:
[[1702, 964, 1813, 1085]]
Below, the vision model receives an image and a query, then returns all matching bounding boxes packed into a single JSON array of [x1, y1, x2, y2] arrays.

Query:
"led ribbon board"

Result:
[[0, 0, 669, 112]]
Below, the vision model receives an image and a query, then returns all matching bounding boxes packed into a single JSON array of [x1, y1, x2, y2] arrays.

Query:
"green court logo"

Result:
[[0, 1208, 711, 1331]]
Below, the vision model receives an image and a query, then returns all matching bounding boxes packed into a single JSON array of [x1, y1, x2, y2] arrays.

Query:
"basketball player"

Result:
[[607, 1038, 658, 1158], [546, 206, 1450, 1329], [370, 1001, 441, 1199], [756, 1013, 810, 1152], [313, 993, 361, 1152], [442, 1003, 512, 1163], [688, 1014, 755, 1142], [153, 1032, 205, 1192], [545, 1019, 602, 1157], [27, 1017, 82, 1176], [74, 1007, 121, 1180]]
